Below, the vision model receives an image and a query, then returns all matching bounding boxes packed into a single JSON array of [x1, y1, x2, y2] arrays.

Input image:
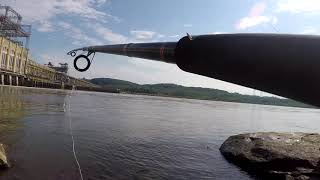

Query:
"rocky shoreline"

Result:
[[0, 144, 8, 169], [220, 132, 320, 180]]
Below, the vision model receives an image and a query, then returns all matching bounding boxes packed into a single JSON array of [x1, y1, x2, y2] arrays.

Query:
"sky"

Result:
[[1, 0, 319, 95]]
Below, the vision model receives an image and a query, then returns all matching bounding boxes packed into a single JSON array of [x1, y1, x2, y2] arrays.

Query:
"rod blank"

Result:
[[68, 34, 320, 107]]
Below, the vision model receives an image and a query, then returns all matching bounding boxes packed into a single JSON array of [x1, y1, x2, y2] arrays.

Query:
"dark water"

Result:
[[0, 86, 320, 180]]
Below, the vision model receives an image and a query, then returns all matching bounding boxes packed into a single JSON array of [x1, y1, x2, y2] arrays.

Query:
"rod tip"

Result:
[[186, 33, 193, 40]]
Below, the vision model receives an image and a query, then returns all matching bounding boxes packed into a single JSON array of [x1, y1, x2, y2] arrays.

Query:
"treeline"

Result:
[[89, 78, 313, 108]]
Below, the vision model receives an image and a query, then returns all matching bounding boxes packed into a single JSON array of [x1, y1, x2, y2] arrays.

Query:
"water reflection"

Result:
[[0, 86, 25, 135], [1, 87, 320, 179]]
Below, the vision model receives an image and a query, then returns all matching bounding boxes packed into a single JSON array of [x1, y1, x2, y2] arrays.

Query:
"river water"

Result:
[[0, 86, 320, 180]]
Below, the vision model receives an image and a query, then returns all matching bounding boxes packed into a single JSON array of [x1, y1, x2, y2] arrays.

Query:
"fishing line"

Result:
[[269, 23, 280, 33], [65, 90, 84, 180]]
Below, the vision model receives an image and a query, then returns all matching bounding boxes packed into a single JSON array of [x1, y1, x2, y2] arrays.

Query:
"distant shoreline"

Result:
[[87, 78, 314, 109], [1, 84, 314, 109], [117, 91, 314, 109]]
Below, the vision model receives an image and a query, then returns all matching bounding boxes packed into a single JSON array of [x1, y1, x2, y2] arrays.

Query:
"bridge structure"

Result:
[[0, 6, 96, 90], [25, 59, 96, 89], [0, 36, 96, 89]]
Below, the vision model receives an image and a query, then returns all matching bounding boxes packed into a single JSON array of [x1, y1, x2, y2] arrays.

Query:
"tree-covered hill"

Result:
[[89, 78, 312, 108]]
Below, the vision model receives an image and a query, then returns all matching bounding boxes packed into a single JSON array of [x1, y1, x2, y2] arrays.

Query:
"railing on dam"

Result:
[[25, 59, 97, 89], [0, 37, 97, 89]]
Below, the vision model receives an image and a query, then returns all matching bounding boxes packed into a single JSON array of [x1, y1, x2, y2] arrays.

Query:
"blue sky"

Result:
[[2, 0, 319, 95]]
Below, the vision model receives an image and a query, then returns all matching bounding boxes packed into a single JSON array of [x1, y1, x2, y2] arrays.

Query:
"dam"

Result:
[[0, 5, 96, 90]]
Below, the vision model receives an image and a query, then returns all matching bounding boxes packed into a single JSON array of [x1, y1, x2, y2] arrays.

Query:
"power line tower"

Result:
[[0, 5, 31, 50]]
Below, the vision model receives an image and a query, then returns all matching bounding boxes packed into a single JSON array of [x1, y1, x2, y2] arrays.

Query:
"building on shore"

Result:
[[0, 5, 96, 89], [0, 36, 28, 86]]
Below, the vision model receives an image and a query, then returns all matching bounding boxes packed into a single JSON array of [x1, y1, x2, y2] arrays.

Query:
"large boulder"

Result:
[[0, 144, 9, 169], [220, 132, 320, 179]]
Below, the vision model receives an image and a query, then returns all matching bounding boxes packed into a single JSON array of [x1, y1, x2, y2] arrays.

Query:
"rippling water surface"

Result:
[[0, 86, 320, 180]]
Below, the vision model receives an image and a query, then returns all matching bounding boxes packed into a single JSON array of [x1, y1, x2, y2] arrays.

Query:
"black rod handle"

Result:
[[175, 34, 320, 107]]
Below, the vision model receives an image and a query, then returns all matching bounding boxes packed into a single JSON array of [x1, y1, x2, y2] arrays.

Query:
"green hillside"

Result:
[[90, 78, 138, 88], [89, 78, 313, 108]]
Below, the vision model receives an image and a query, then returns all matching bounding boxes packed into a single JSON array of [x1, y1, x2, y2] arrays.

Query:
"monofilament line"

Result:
[[65, 91, 84, 180]]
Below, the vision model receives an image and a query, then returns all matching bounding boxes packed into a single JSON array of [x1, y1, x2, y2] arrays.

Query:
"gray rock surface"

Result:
[[220, 132, 320, 179], [0, 144, 9, 169]]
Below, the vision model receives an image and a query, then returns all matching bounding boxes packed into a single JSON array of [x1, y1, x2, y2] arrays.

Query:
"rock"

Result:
[[286, 174, 310, 180], [0, 144, 9, 169], [220, 132, 320, 179]]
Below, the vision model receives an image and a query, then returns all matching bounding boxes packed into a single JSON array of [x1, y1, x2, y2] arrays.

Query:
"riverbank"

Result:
[[88, 78, 314, 109], [1, 84, 315, 110], [220, 132, 320, 179]]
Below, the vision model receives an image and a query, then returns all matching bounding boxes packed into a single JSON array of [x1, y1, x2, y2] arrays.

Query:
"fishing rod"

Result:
[[67, 33, 320, 107]]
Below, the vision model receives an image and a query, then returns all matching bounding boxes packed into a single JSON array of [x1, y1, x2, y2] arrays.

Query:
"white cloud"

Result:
[[54, 0, 106, 20], [130, 31, 156, 40], [87, 23, 128, 44], [96, 0, 107, 6], [300, 27, 318, 34], [1, 0, 121, 36], [2, 0, 112, 23], [57, 21, 102, 45], [2, 0, 56, 23], [3, 0, 128, 45], [57, 21, 72, 29], [183, 24, 193, 28], [129, 31, 165, 42], [168, 35, 179, 38], [57, 21, 165, 46], [127, 30, 166, 42], [277, 0, 320, 14], [156, 34, 165, 39], [37, 20, 54, 32], [236, 16, 277, 30], [210, 32, 227, 34], [2, 0, 164, 45], [249, 2, 266, 16], [235, 2, 277, 30]]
